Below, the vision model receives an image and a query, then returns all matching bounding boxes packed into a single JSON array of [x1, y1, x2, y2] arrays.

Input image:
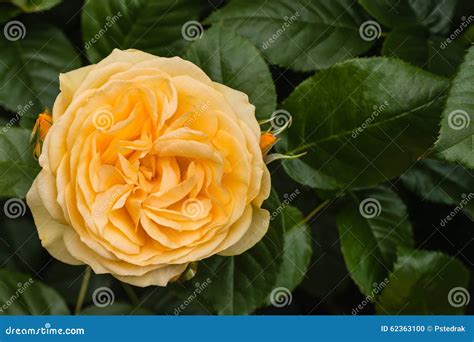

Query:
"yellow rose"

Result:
[[26, 49, 271, 287]]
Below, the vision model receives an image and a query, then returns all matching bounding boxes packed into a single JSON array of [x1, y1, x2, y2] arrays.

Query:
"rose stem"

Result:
[[121, 283, 140, 308], [74, 266, 92, 315], [302, 199, 331, 225]]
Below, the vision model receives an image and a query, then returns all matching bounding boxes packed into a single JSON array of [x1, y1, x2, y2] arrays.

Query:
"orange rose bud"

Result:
[[260, 132, 278, 155], [31, 111, 52, 158]]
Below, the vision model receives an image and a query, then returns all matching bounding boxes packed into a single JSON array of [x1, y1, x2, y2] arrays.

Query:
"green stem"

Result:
[[74, 266, 92, 315], [303, 199, 331, 225], [121, 283, 140, 308]]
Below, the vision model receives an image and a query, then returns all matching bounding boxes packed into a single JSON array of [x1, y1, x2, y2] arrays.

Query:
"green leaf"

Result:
[[9, 0, 62, 13], [463, 25, 474, 45], [336, 186, 414, 295], [0, 216, 47, 273], [358, 0, 457, 35], [275, 205, 312, 292], [280, 158, 329, 190], [401, 159, 474, 220], [173, 191, 285, 315], [81, 303, 153, 315], [82, 0, 205, 63], [206, 0, 374, 71], [281, 158, 349, 194], [382, 26, 466, 77], [0, 21, 81, 127], [184, 26, 276, 120], [282, 57, 448, 190], [434, 45, 474, 168], [0, 127, 39, 197], [377, 247, 470, 314], [0, 268, 69, 315]]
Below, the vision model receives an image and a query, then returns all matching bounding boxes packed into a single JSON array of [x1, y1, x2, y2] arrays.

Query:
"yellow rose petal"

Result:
[[27, 49, 271, 287]]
